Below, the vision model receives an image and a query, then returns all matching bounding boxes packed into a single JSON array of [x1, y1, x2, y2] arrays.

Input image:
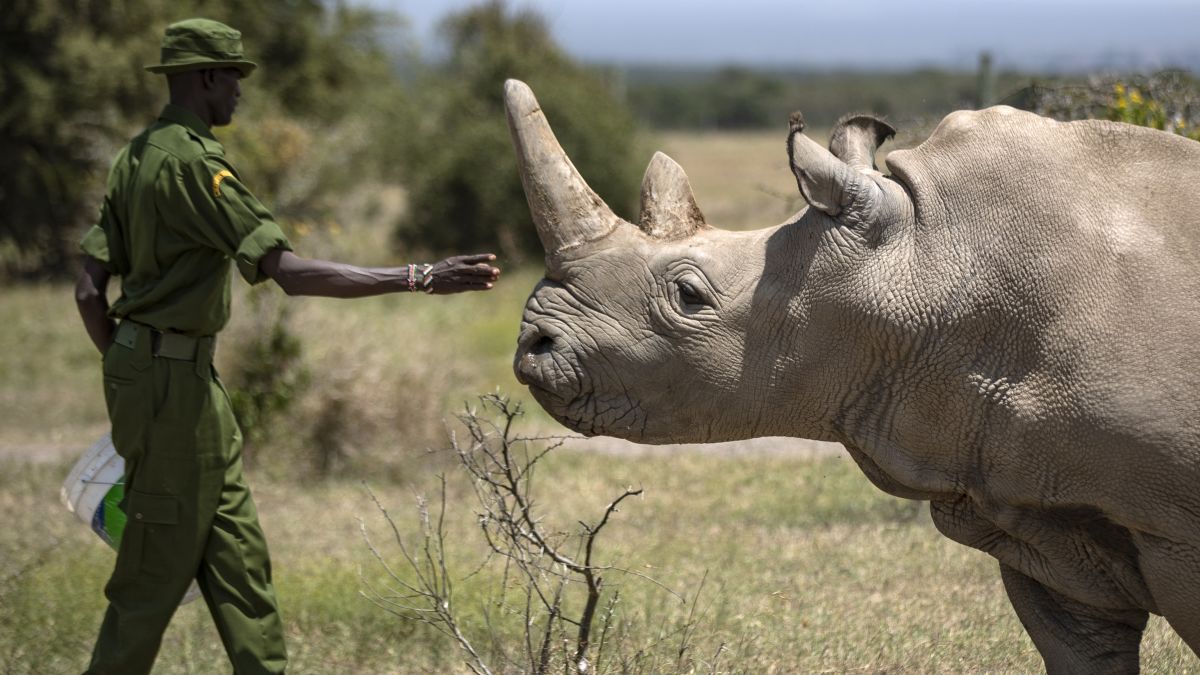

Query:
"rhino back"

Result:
[[884, 106, 1200, 379], [874, 107, 1200, 522], [888, 106, 1200, 247], [886, 106, 1200, 269]]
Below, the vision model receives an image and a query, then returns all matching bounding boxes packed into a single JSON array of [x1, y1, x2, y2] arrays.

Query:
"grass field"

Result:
[[2, 131, 1196, 673]]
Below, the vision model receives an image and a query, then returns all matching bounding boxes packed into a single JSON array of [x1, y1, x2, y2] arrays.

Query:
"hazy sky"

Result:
[[365, 0, 1200, 71]]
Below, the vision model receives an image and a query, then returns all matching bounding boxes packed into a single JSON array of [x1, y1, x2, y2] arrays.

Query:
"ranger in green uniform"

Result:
[[73, 18, 501, 674]]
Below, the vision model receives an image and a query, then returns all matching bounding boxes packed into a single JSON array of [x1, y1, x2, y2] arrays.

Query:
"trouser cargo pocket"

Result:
[[120, 490, 180, 582]]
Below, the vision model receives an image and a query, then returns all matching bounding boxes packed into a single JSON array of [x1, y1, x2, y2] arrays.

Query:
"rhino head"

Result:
[[508, 79, 909, 445]]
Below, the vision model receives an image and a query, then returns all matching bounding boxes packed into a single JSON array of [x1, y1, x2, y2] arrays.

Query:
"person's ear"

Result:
[[201, 69, 217, 90]]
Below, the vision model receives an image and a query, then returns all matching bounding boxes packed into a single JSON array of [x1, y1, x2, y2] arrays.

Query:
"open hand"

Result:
[[424, 253, 500, 294]]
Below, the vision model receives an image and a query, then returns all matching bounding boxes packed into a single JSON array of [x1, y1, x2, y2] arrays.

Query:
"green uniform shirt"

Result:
[[80, 104, 291, 336]]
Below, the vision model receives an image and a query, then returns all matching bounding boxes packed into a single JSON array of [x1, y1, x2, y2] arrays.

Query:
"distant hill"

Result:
[[610, 64, 1077, 130]]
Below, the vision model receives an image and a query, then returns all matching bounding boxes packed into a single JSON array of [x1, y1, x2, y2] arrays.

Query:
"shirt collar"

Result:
[[158, 104, 219, 143]]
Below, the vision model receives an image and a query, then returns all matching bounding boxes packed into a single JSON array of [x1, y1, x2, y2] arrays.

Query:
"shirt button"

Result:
[[135, 513, 143, 520]]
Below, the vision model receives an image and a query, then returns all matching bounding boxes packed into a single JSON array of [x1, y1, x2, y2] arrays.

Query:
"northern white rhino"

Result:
[[505, 79, 1200, 673]]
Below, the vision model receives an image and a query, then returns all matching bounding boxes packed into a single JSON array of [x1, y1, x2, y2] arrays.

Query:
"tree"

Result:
[[0, 0, 163, 278], [394, 1, 641, 263], [0, 0, 402, 279]]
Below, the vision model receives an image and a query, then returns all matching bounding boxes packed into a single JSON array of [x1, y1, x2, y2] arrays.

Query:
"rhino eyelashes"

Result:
[[674, 275, 720, 315]]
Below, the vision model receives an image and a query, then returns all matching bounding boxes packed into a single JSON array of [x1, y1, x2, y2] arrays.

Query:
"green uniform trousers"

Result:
[[85, 322, 286, 674]]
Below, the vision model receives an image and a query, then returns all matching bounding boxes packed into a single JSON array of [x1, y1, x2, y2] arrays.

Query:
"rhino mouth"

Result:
[[514, 321, 585, 404], [514, 322, 646, 438]]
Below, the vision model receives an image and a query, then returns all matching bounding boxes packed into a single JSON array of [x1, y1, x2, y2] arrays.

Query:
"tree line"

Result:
[[1, 0, 638, 278], [3, 1, 1197, 280]]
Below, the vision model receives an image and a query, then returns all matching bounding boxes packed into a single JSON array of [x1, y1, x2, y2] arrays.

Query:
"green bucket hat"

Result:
[[145, 18, 257, 78]]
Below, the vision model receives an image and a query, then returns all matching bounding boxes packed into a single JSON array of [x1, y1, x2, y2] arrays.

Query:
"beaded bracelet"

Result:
[[419, 264, 434, 294]]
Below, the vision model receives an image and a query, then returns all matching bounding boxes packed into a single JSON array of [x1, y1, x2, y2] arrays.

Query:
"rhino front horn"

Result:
[[504, 79, 623, 261]]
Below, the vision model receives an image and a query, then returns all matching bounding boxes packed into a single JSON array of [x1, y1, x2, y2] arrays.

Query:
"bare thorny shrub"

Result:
[[360, 394, 720, 675]]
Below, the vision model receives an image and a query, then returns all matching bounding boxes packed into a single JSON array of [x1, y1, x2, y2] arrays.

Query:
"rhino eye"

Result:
[[675, 277, 711, 310]]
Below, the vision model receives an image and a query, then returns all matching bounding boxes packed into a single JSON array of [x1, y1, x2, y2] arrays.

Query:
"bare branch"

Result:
[[361, 479, 493, 675], [363, 392, 696, 675]]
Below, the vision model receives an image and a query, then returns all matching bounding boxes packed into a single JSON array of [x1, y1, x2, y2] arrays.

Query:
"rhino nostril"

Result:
[[530, 335, 554, 356], [515, 328, 556, 384]]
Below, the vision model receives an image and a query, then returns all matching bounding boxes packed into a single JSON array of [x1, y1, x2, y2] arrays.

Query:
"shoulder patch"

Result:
[[212, 170, 235, 198]]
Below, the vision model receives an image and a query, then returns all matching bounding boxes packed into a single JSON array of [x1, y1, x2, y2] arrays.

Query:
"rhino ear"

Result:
[[638, 151, 707, 239], [829, 114, 895, 172], [787, 111, 884, 221]]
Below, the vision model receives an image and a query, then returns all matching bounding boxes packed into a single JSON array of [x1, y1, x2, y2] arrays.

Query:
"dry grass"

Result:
[[3, 130, 1198, 672], [0, 284, 110, 456], [2, 445, 1194, 673]]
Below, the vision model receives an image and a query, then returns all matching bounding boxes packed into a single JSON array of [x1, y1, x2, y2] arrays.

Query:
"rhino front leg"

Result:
[[1132, 532, 1200, 657], [999, 562, 1147, 674]]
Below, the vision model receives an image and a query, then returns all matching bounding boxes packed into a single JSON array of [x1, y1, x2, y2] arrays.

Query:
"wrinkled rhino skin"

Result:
[[505, 78, 1200, 673]]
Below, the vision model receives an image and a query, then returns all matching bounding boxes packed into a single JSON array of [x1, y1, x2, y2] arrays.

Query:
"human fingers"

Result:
[[444, 260, 499, 279], [432, 279, 495, 294], [451, 253, 497, 266], [460, 263, 500, 277]]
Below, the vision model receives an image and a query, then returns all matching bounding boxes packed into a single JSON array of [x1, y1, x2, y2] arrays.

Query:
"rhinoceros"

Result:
[[504, 78, 1200, 672]]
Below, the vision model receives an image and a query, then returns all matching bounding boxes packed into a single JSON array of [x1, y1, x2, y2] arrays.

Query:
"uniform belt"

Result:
[[113, 320, 215, 362]]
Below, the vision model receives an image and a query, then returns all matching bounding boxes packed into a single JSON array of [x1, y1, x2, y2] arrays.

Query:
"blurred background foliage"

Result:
[[4, 0, 1199, 280], [392, 1, 641, 263], [1013, 70, 1200, 140], [0, 0, 409, 280], [624, 65, 1034, 130]]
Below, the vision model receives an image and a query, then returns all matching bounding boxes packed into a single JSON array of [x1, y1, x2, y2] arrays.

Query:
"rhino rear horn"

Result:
[[638, 152, 707, 240], [829, 114, 896, 172], [787, 111, 885, 220]]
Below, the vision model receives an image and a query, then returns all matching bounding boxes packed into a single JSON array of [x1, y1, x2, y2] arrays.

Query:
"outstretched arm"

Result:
[[259, 248, 500, 298], [75, 256, 115, 355]]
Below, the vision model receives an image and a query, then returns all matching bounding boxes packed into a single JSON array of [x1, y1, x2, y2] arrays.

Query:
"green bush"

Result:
[[1108, 81, 1200, 141], [0, 1, 163, 279], [393, 1, 642, 264], [0, 0, 403, 279], [1015, 69, 1200, 138]]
